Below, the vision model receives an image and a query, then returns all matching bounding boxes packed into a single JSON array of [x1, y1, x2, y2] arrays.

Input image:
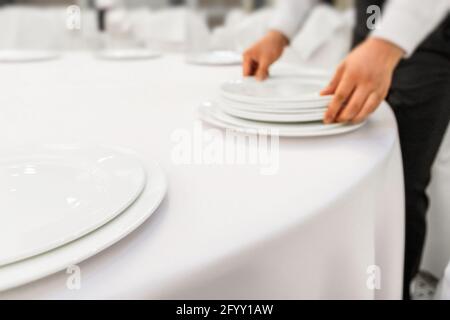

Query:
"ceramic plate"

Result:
[[97, 49, 161, 61], [0, 156, 167, 292], [0, 144, 146, 266], [199, 103, 366, 137], [220, 75, 331, 103], [215, 101, 324, 123], [186, 50, 242, 66], [270, 63, 333, 80], [0, 50, 59, 63], [220, 96, 329, 112]]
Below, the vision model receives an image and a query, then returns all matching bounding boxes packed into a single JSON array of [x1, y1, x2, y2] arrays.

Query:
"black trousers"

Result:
[[352, 0, 450, 298], [387, 51, 450, 299]]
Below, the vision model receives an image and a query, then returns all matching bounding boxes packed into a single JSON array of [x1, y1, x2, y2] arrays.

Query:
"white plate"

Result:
[[186, 50, 242, 66], [216, 101, 324, 123], [0, 157, 167, 292], [220, 96, 329, 113], [0, 144, 146, 266], [96, 49, 161, 61], [270, 63, 333, 80], [201, 101, 340, 131], [221, 75, 331, 103], [0, 50, 59, 63], [199, 103, 366, 137]]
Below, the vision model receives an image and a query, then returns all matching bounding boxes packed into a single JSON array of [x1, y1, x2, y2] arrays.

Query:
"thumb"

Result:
[[321, 63, 345, 95]]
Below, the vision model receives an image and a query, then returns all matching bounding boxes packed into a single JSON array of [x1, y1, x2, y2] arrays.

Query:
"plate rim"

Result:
[[217, 101, 325, 123], [96, 49, 162, 61], [201, 102, 343, 131], [0, 153, 167, 292], [220, 76, 331, 103], [0, 144, 147, 266], [0, 50, 60, 63], [220, 95, 331, 111], [199, 104, 366, 137], [185, 50, 242, 66]]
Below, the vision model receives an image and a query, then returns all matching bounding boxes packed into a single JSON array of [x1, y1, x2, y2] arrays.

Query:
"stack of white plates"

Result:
[[0, 144, 167, 291], [199, 75, 366, 137]]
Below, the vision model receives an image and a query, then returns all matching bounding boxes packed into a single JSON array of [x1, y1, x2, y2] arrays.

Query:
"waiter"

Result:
[[243, 0, 450, 299]]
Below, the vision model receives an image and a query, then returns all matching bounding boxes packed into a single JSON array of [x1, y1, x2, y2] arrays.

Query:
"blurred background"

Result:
[[0, 0, 354, 65]]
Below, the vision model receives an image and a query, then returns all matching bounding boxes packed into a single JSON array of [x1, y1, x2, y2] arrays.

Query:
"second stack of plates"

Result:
[[0, 144, 167, 292], [199, 75, 365, 137]]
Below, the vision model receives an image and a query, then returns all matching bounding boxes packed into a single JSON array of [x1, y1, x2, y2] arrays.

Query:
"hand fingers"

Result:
[[336, 86, 370, 123], [255, 57, 271, 81], [320, 63, 345, 96], [352, 92, 382, 123], [324, 73, 356, 124], [243, 53, 256, 77]]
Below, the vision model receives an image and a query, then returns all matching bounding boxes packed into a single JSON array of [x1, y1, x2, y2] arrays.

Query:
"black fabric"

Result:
[[353, 1, 450, 299], [353, 0, 386, 47], [391, 53, 450, 300]]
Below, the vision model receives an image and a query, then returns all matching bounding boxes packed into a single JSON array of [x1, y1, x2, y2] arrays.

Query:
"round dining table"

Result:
[[0, 53, 404, 299]]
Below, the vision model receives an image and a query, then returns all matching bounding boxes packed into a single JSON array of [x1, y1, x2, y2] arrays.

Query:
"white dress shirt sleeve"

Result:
[[371, 0, 450, 57], [268, 0, 318, 40]]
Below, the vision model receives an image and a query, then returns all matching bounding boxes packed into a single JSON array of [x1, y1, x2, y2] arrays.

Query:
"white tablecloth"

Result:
[[0, 54, 404, 299]]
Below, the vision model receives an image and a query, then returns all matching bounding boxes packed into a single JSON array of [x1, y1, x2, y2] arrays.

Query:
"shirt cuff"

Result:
[[370, 0, 450, 58], [370, 12, 422, 57], [269, 14, 302, 40], [268, 0, 317, 40]]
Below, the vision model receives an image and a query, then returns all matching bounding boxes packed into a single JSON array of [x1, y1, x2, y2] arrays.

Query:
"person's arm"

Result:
[[371, 0, 450, 58], [269, 0, 318, 41], [322, 0, 450, 124], [243, 0, 318, 80]]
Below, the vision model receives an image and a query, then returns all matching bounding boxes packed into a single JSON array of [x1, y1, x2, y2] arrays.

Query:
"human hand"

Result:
[[243, 30, 289, 80], [321, 38, 404, 124]]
